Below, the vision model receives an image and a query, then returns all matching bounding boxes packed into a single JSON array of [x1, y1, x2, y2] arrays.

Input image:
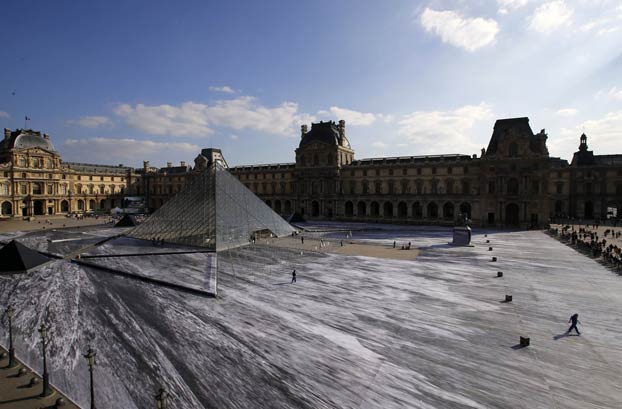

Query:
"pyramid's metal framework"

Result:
[[129, 163, 295, 251]]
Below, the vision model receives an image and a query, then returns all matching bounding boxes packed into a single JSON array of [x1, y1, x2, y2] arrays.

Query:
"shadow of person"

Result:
[[511, 344, 527, 350], [553, 333, 569, 340]]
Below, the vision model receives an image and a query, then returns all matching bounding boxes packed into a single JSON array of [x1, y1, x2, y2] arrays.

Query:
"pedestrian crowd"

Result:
[[555, 224, 622, 270]]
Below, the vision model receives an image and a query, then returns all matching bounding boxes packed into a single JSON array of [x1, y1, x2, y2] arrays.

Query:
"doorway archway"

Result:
[[33, 200, 44, 215], [506, 203, 520, 226]]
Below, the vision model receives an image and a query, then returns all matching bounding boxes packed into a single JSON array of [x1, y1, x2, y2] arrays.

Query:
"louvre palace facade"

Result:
[[2, 117, 622, 228], [0, 128, 134, 217], [226, 118, 622, 228]]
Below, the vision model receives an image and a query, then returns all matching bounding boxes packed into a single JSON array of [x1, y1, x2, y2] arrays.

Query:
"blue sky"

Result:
[[0, 0, 621, 167]]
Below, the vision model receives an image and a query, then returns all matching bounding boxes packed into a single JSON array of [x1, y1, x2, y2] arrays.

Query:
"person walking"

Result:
[[567, 313, 581, 335], [291, 269, 297, 284]]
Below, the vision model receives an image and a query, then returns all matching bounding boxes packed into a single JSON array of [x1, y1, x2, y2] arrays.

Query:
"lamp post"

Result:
[[83, 346, 96, 409], [155, 387, 169, 409], [5, 305, 16, 368], [38, 323, 53, 397]]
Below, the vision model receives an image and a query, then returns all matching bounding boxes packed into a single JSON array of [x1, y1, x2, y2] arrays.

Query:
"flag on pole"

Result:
[[25, 116, 31, 121]]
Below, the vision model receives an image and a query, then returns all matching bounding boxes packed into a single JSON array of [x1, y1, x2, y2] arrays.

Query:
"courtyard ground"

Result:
[[0, 223, 621, 408]]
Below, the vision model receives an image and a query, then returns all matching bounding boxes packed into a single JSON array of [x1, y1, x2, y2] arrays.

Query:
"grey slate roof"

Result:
[[0, 129, 56, 152]]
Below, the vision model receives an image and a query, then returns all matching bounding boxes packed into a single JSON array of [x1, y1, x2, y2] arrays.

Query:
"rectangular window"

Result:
[[488, 212, 495, 224], [21, 184, 27, 194], [488, 181, 495, 194], [47, 185, 53, 194]]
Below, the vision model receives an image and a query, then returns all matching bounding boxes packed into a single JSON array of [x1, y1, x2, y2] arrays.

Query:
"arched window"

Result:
[[443, 202, 454, 220], [427, 202, 438, 219], [412, 202, 422, 218]]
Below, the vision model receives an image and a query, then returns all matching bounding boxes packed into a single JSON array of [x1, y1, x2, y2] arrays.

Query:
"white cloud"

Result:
[[66, 116, 112, 128], [114, 102, 212, 137], [205, 96, 315, 136], [230, 134, 239, 140], [398, 103, 493, 153], [0, 111, 9, 118], [497, 0, 529, 14], [322, 106, 392, 126], [580, 4, 622, 35], [209, 85, 236, 94], [371, 141, 387, 149], [420, 8, 500, 52], [529, 1, 573, 34], [555, 111, 622, 157], [556, 108, 578, 116], [115, 97, 314, 137], [63, 137, 200, 167], [607, 87, 622, 101]]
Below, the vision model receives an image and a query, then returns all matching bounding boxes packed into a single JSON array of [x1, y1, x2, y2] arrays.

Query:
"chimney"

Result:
[[180, 161, 186, 167], [301, 124, 308, 139], [4, 128, 10, 140], [43, 133, 49, 140], [481, 148, 486, 158], [338, 120, 346, 145], [143, 161, 150, 172], [167, 162, 172, 168]]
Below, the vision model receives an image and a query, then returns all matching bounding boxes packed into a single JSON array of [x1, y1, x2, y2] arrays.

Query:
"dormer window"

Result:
[[509, 142, 518, 158]]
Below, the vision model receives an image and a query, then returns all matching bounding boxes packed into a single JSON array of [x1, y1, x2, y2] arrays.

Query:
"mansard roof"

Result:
[[62, 162, 132, 174], [485, 117, 547, 156], [299, 121, 347, 149], [0, 129, 56, 153]]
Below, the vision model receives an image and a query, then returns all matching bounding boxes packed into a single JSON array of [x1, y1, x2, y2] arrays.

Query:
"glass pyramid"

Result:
[[129, 163, 295, 251]]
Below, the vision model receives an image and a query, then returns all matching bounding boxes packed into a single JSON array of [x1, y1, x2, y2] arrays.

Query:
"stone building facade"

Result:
[[3, 117, 621, 228], [0, 128, 134, 217], [228, 118, 622, 227]]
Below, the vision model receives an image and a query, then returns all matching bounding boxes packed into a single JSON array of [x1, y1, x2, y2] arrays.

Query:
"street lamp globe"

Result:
[[38, 323, 48, 339], [6, 305, 14, 319], [83, 346, 96, 367], [155, 388, 169, 409]]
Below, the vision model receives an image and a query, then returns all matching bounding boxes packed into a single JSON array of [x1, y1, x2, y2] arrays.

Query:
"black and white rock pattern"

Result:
[[0, 225, 621, 408]]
